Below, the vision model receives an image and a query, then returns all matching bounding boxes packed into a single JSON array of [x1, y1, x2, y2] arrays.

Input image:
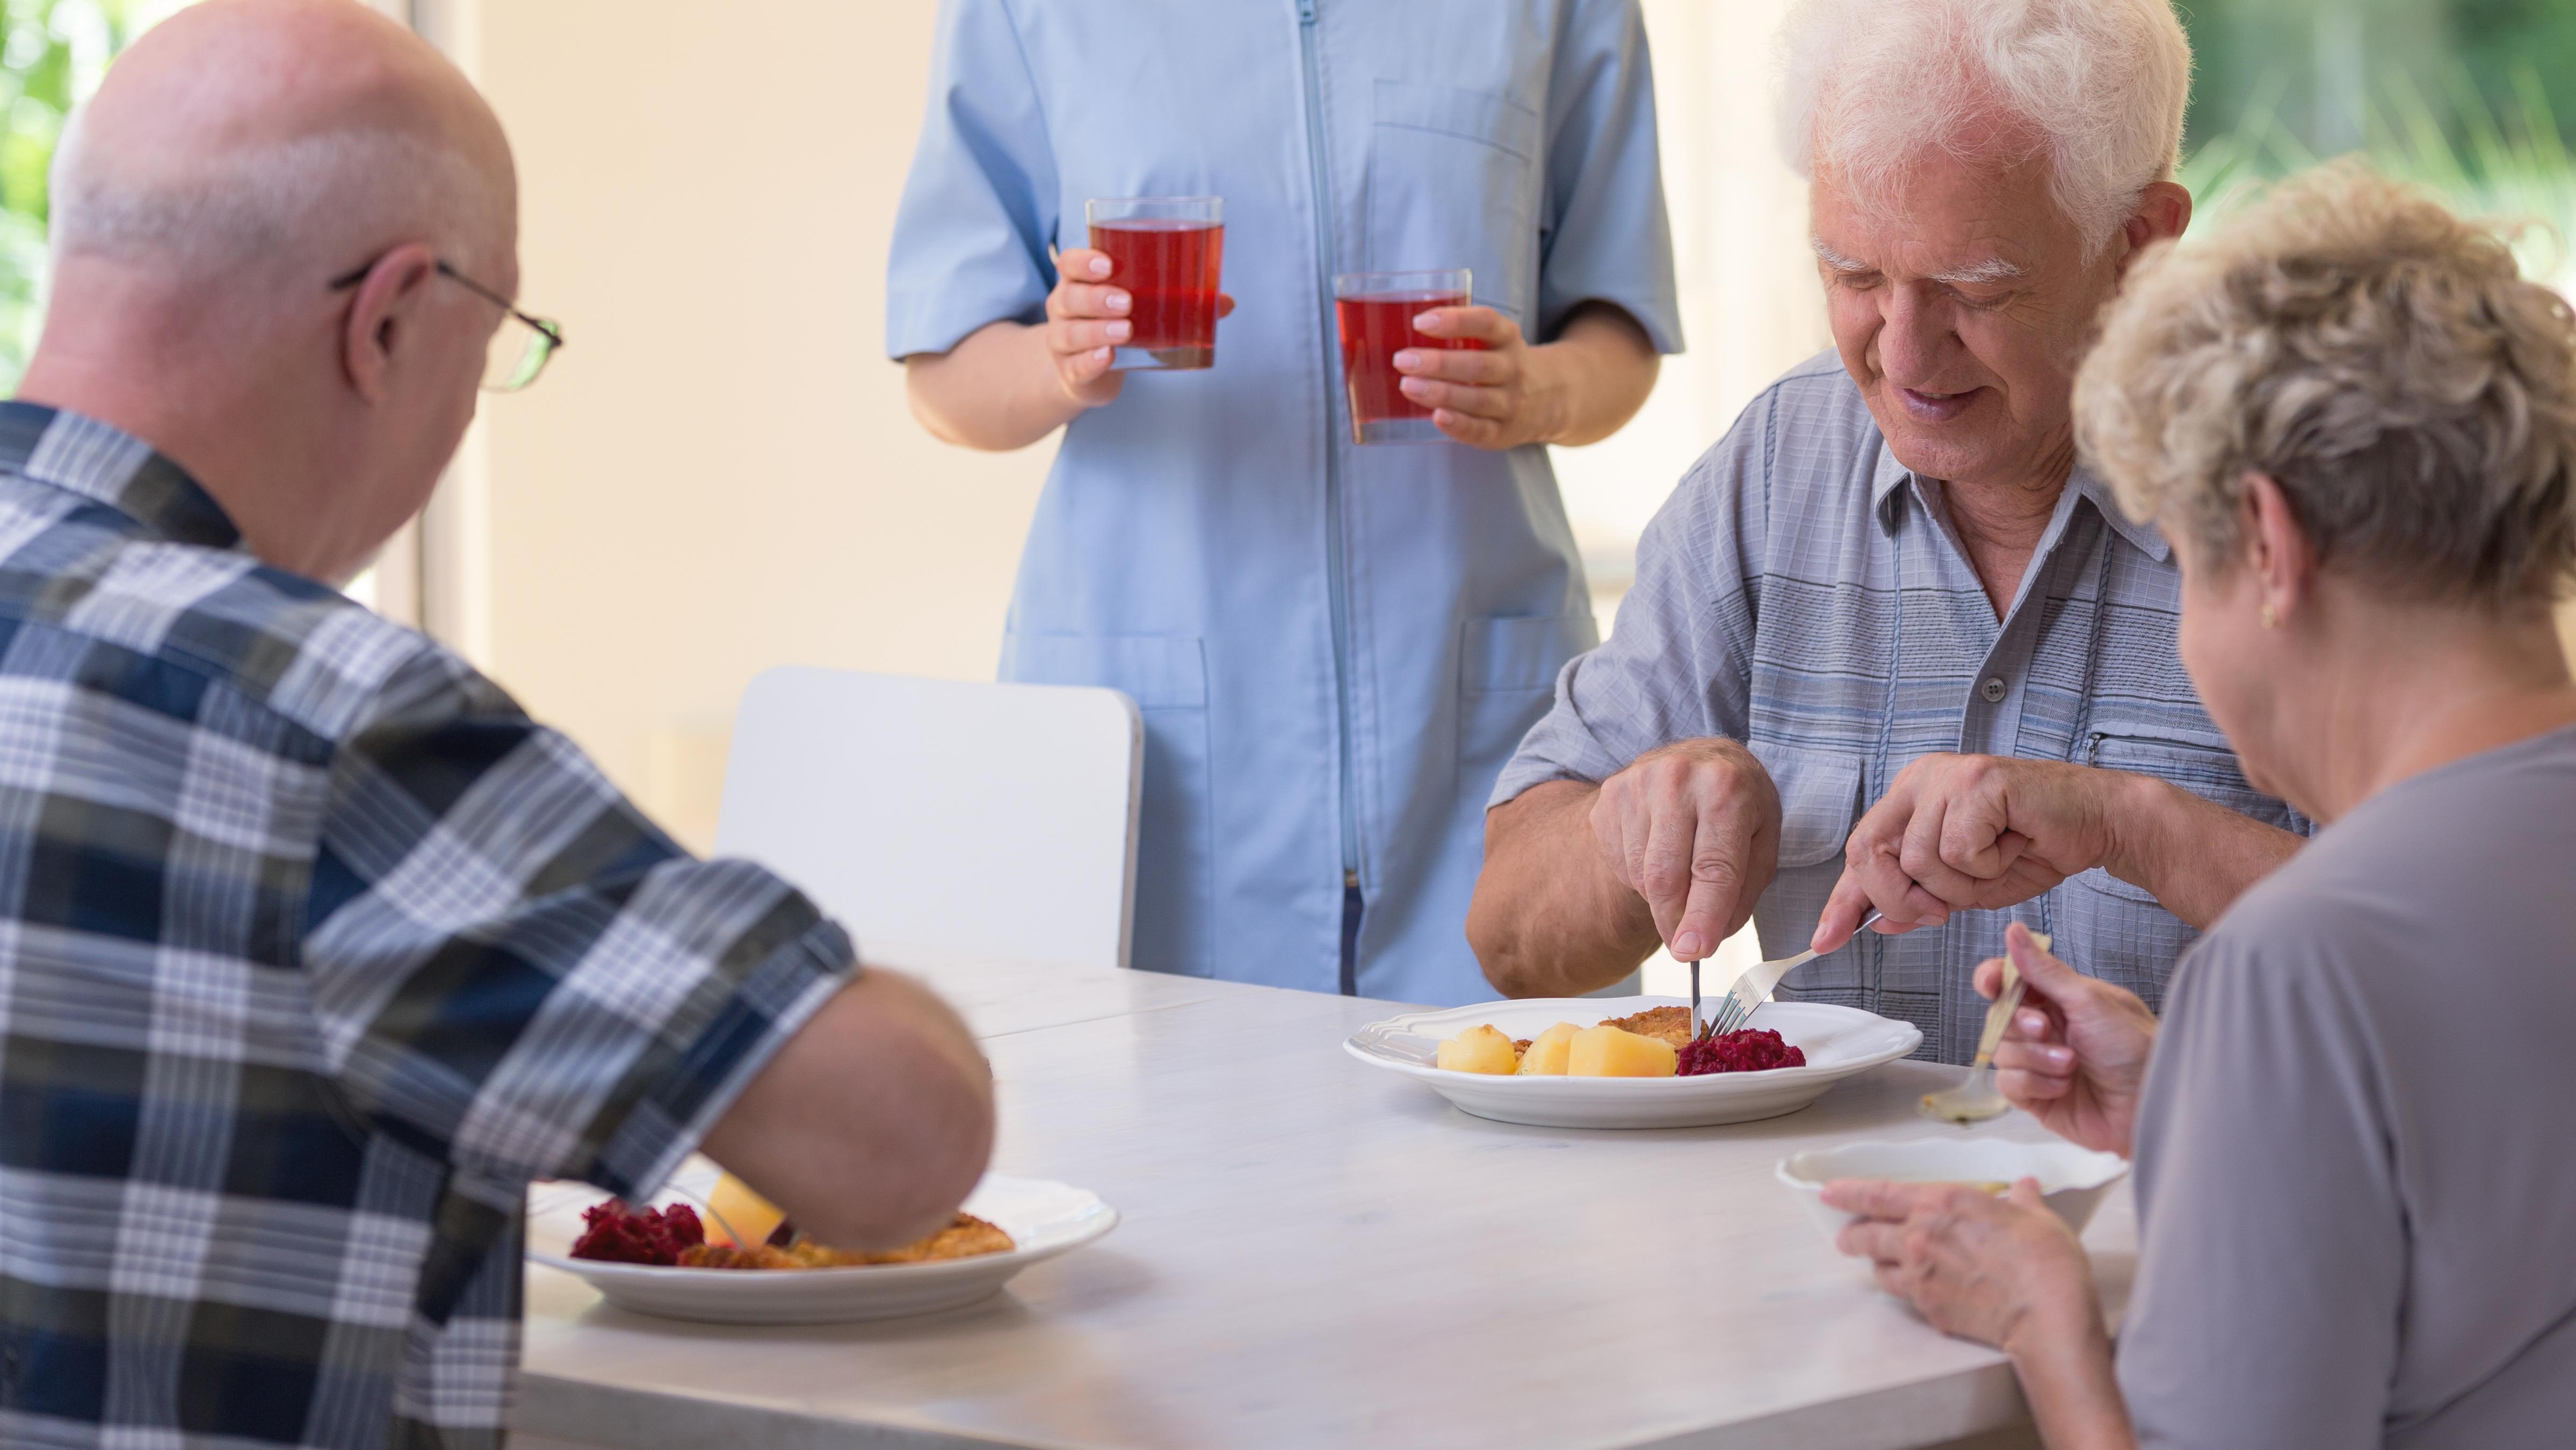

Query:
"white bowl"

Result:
[[1774, 1137, 2130, 1246], [526, 1163, 1117, 1325], [1344, 996, 1921, 1129]]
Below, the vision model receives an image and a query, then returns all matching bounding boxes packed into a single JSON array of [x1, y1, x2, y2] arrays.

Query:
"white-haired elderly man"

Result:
[[1470, 0, 2307, 1063]]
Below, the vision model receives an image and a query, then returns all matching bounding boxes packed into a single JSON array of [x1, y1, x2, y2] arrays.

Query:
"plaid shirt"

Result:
[[1496, 354, 2307, 1063], [0, 405, 856, 1448]]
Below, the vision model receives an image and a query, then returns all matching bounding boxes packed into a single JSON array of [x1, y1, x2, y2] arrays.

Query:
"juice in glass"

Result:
[[1087, 196, 1224, 370], [1333, 269, 1481, 443]]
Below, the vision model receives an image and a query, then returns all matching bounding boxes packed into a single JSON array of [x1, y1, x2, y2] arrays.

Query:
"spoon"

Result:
[[1919, 929, 2050, 1125]]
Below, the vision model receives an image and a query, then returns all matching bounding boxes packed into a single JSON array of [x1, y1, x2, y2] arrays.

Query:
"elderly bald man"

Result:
[[1470, 0, 2308, 1062], [0, 4, 991, 1447]]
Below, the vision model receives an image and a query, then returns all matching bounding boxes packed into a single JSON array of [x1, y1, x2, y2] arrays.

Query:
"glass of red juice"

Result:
[[1333, 269, 1482, 444], [1086, 196, 1224, 371]]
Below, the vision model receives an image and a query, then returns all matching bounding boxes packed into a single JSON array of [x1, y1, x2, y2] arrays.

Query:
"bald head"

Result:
[[52, 0, 513, 288]]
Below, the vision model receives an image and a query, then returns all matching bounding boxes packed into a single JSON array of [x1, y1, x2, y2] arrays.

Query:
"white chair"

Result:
[[713, 667, 1142, 973]]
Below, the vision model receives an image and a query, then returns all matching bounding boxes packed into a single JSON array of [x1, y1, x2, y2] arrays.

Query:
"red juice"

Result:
[[1335, 291, 1482, 443], [1089, 220, 1224, 370]]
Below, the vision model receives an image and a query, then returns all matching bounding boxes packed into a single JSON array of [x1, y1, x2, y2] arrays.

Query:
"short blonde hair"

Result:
[[2074, 162, 2576, 609]]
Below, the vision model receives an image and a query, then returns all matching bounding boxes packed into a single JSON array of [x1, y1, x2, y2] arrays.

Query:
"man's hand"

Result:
[[1978, 923, 2157, 1158], [1588, 739, 1780, 961], [1814, 754, 2125, 953], [1825, 1177, 2102, 1354]]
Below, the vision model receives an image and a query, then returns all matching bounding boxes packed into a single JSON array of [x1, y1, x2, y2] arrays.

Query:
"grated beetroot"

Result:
[[569, 1200, 704, 1265], [1675, 1027, 1806, 1076]]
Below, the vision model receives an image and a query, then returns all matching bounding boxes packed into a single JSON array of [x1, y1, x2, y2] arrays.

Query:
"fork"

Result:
[[1919, 930, 2050, 1124], [1694, 908, 1882, 1040]]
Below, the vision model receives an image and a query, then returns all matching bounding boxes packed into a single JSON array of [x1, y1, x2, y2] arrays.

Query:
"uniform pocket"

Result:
[[1456, 612, 1594, 796], [1744, 740, 1865, 869], [1365, 81, 1544, 319], [1002, 632, 1210, 976], [2080, 728, 2288, 905]]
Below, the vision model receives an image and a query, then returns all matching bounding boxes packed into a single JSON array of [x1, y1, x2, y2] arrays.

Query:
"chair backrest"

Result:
[[714, 667, 1142, 972]]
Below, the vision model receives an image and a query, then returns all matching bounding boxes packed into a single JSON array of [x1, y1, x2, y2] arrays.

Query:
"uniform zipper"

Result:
[[1296, 0, 1364, 921]]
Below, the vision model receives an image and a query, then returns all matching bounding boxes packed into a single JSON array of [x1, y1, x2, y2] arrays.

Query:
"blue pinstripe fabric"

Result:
[[0, 405, 856, 1448], [1496, 355, 2305, 1063]]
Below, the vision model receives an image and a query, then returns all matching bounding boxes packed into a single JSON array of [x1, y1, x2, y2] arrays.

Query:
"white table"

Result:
[[517, 973, 2131, 1450]]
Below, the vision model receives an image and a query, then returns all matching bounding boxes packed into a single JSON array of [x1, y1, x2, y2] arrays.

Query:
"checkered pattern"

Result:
[[1496, 355, 2309, 1063], [0, 404, 857, 1448]]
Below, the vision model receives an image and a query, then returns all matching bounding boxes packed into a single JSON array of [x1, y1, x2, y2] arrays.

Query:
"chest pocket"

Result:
[[1365, 81, 1543, 320], [2079, 728, 2295, 904]]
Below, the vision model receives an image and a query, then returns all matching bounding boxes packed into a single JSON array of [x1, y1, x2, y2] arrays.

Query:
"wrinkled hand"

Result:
[[1814, 754, 2125, 953], [1394, 305, 1558, 450], [1976, 923, 2157, 1158], [1044, 249, 1235, 409], [1589, 739, 1781, 961], [1825, 1177, 2099, 1353]]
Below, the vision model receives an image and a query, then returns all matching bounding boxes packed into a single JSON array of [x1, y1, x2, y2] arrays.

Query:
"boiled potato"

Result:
[[1516, 1021, 1583, 1075], [1567, 1024, 1678, 1077], [1436, 1023, 1521, 1075]]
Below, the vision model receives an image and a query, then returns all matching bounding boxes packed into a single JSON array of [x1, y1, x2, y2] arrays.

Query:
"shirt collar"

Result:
[[0, 400, 245, 552], [1870, 439, 2170, 563]]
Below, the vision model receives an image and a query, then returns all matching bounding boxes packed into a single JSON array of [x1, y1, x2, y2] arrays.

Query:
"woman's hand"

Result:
[[1394, 305, 1558, 449], [1825, 1178, 2099, 1352], [1042, 249, 1235, 410], [1978, 922, 2158, 1158]]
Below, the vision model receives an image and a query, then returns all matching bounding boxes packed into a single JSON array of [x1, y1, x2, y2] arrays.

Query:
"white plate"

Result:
[[526, 1160, 1117, 1325], [1344, 995, 1922, 1129], [1775, 1137, 2130, 1243]]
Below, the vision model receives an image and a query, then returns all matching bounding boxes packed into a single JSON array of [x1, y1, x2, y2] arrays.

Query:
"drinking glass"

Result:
[[1333, 269, 1480, 443], [1087, 197, 1225, 371]]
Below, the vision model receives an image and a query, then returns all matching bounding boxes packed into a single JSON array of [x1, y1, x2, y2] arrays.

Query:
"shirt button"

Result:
[[1979, 676, 2007, 703]]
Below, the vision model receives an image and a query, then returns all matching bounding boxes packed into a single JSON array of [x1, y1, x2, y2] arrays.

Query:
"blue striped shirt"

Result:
[[1496, 354, 2303, 1063]]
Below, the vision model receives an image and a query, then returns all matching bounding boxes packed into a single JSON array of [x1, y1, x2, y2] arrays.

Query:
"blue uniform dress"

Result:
[[887, 0, 1681, 1002]]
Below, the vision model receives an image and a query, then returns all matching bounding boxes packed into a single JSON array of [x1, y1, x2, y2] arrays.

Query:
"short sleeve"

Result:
[[2117, 930, 2405, 1447], [300, 646, 856, 1198], [885, 0, 1062, 359], [1534, 0, 1682, 352], [1489, 394, 1767, 805]]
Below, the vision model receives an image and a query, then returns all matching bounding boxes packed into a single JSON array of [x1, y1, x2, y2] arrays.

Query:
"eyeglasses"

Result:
[[327, 257, 566, 392]]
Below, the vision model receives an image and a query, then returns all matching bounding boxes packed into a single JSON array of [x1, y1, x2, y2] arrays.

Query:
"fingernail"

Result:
[[1108, 321, 1131, 342], [2018, 1009, 2047, 1033], [1400, 378, 1429, 399], [1393, 350, 1420, 370], [1413, 312, 1441, 330], [1088, 256, 1110, 278], [1674, 931, 1704, 957], [2046, 1046, 2073, 1067], [1092, 347, 1111, 362], [1106, 291, 1130, 313]]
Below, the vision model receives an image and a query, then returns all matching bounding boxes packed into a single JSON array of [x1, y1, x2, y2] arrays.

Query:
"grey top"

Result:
[[1492, 354, 2303, 1062], [2121, 723, 2576, 1447]]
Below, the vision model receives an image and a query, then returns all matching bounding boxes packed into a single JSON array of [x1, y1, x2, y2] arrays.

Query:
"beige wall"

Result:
[[447, 1, 1056, 847]]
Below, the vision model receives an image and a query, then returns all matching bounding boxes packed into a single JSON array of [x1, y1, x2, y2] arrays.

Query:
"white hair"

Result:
[[1776, 0, 2193, 254], [48, 106, 498, 282]]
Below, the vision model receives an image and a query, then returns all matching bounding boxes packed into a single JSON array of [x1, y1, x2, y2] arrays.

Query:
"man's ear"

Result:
[[2114, 181, 2193, 279], [339, 243, 440, 405], [2241, 471, 2318, 623]]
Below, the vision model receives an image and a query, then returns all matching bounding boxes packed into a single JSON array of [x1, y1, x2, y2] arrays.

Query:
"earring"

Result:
[[2260, 603, 2279, 629]]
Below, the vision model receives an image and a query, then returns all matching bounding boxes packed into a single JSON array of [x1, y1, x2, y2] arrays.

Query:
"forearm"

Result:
[[1467, 780, 1660, 995], [904, 320, 1088, 451], [2101, 774, 2303, 929], [2007, 1298, 2135, 1450], [1528, 303, 1659, 447]]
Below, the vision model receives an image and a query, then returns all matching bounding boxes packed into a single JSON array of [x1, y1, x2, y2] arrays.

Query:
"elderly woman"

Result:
[[1828, 164, 2576, 1446]]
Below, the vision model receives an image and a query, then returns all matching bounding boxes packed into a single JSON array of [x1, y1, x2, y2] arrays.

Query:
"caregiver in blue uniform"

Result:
[[889, 0, 1682, 1003]]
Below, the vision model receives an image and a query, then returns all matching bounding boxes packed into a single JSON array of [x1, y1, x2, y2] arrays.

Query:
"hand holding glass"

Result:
[[1087, 197, 1225, 371], [1334, 269, 1483, 443]]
